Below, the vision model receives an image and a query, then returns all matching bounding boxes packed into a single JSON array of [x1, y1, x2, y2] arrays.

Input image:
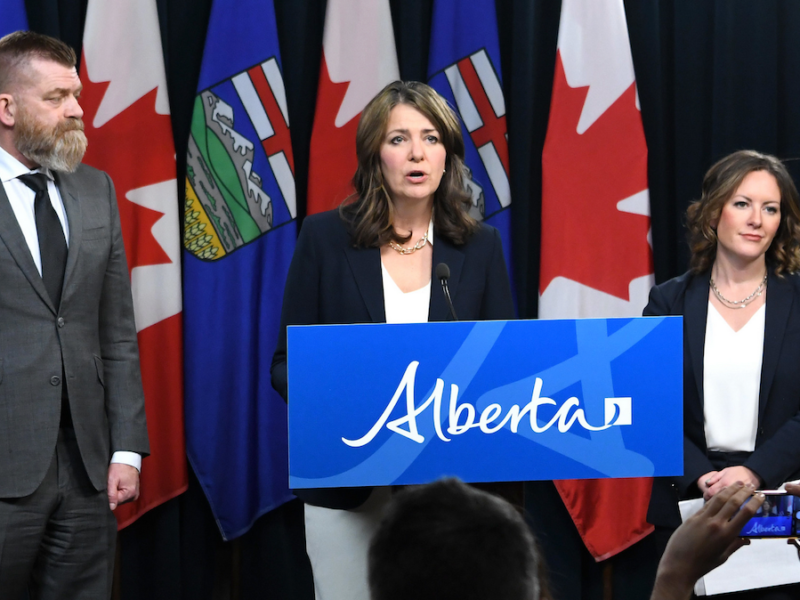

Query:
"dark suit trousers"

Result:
[[0, 426, 116, 600]]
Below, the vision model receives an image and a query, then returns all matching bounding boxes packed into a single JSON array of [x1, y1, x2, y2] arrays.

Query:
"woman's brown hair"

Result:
[[340, 80, 478, 247], [686, 149, 800, 275]]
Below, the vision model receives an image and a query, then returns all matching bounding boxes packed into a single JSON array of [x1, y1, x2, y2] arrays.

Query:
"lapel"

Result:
[[684, 270, 711, 407], [343, 243, 385, 322], [429, 236, 465, 322], [342, 231, 467, 323], [54, 172, 83, 304], [0, 179, 56, 313], [759, 267, 793, 420]]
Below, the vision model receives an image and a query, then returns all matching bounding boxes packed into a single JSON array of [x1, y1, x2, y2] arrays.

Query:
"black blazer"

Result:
[[270, 209, 515, 508], [644, 268, 800, 527]]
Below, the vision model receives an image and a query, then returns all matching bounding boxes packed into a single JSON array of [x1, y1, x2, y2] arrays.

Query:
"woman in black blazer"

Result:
[[271, 81, 514, 600], [645, 150, 800, 599]]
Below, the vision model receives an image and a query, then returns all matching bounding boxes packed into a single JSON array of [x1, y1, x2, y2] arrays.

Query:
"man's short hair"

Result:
[[0, 31, 77, 93], [368, 478, 542, 600]]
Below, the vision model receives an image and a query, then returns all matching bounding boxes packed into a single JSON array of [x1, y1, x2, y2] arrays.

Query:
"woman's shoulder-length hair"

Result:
[[686, 149, 800, 276], [339, 80, 478, 248]]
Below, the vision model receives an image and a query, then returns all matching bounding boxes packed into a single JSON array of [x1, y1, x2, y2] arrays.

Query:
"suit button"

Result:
[[57, 317, 65, 328], [758, 428, 765, 436], [50, 376, 61, 386]]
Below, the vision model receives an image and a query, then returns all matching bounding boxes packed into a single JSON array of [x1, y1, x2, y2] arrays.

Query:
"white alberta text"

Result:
[[342, 361, 632, 447]]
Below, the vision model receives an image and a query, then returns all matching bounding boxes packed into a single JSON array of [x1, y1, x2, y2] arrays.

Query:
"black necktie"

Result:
[[18, 173, 67, 309]]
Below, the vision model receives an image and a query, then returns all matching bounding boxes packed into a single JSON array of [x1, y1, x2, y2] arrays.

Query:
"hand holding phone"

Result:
[[739, 491, 798, 538]]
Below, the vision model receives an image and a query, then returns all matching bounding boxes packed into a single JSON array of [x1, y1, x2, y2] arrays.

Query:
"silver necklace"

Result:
[[388, 230, 429, 255], [709, 273, 767, 309]]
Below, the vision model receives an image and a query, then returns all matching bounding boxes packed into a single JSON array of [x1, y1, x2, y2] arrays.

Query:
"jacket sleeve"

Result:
[[270, 217, 321, 402], [642, 282, 669, 317], [743, 414, 800, 488], [643, 279, 714, 496], [744, 282, 800, 487], [479, 227, 515, 320], [98, 172, 149, 456]]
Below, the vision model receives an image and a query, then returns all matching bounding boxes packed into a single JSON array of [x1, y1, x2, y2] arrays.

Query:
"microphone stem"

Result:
[[441, 280, 458, 321]]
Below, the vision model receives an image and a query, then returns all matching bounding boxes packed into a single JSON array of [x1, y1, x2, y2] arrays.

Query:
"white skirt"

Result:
[[303, 488, 393, 600]]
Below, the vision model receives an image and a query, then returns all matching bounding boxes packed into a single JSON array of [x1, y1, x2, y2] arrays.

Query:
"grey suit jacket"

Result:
[[0, 164, 149, 497]]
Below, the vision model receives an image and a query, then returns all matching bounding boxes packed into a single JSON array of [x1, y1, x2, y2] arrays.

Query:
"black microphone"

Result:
[[436, 262, 458, 321]]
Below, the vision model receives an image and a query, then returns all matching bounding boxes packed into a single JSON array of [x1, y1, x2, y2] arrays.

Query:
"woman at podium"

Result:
[[644, 150, 800, 598], [271, 81, 514, 600]]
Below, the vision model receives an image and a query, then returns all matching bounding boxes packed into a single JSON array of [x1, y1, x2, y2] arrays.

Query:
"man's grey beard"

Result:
[[15, 110, 88, 173]]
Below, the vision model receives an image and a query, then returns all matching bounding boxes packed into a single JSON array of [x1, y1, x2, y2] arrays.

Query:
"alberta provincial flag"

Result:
[[183, 0, 296, 540], [0, 0, 27, 36], [427, 0, 513, 281], [540, 0, 655, 561]]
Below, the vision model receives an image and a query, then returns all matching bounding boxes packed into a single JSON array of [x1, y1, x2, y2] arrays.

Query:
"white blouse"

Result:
[[703, 302, 765, 452], [380, 224, 433, 325]]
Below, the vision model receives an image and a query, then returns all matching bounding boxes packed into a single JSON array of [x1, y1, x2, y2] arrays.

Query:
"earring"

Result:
[[443, 168, 446, 174]]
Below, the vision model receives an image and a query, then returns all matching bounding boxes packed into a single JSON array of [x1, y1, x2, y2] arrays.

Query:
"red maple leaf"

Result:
[[307, 56, 360, 215], [76, 53, 186, 529], [540, 52, 652, 301], [78, 58, 175, 275]]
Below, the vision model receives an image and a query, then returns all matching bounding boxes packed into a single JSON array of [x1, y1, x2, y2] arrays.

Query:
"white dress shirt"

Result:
[[0, 146, 141, 472], [0, 146, 69, 272]]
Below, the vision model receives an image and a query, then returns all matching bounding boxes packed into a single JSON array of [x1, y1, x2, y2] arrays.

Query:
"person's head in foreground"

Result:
[[686, 149, 800, 275], [368, 478, 543, 600]]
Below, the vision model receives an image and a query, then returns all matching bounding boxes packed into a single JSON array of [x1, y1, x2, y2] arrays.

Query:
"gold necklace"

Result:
[[709, 273, 767, 309], [388, 230, 429, 255]]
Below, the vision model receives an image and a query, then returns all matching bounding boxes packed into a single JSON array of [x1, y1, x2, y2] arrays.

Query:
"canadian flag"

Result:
[[307, 0, 400, 214], [80, 0, 187, 528], [540, 0, 655, 560]]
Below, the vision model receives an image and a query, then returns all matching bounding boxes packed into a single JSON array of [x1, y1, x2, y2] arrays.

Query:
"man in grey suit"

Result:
[[0, 31, 149, 598]]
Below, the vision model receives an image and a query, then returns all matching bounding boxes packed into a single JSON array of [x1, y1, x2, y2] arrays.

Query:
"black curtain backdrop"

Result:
[[20, 0, 800, 598]]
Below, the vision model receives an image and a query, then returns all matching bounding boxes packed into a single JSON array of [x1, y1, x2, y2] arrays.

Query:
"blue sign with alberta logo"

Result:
[[287, 317, 683, 488]]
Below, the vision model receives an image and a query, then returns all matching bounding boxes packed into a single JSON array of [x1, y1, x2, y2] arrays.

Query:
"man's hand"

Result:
[[703, 466, 761, 500], [107, 463, 140, 511], [650, 482, 764, 600]]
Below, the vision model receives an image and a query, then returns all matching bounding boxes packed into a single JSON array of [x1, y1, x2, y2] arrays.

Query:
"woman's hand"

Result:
[[703, 466, 761, 500], [697, 471, 718, 497]]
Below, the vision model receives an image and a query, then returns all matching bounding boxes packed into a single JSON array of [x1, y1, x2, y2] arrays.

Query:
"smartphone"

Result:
[[739, 491, 799, 537]]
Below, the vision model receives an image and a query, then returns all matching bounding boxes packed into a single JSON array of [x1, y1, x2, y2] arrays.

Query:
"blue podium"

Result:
[[288, 317, 682, 488]]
